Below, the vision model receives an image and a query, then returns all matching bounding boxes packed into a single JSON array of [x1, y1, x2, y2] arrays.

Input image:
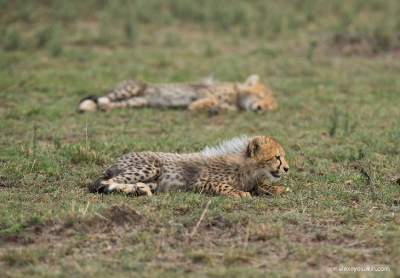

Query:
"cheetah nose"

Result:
[[283, 167, 289, 172]]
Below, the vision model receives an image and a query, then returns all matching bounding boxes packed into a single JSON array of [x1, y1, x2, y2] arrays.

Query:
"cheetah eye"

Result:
[[275, 155, 280, 160]]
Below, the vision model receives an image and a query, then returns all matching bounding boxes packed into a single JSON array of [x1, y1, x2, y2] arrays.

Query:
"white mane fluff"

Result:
[[201, 135, 251, 157]]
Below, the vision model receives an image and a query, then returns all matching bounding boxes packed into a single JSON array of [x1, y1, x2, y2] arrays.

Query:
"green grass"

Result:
[[1, 0, 400, 277]]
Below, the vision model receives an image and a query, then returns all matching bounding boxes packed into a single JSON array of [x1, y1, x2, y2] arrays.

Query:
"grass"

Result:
[[0, 0, 400, 277]]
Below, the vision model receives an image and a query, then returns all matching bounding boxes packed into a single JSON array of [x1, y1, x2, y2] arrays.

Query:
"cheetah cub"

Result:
[[89, 136, 289, 198], [78, 75, 277, 113]]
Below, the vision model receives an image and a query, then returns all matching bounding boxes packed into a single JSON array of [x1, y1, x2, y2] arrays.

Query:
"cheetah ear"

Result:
[[247, 137, 260, 157], [244, 74, 260, 86], [238, 75, 260, 92]]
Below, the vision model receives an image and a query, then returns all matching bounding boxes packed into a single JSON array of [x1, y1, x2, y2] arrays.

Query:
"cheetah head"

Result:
[[237, 75, 277, 111], [246, 136, 289, 182]]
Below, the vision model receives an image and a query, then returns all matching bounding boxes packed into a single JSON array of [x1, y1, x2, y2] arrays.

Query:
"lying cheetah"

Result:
[[78, 75, 277, 113], [89, 136, 289, 198]]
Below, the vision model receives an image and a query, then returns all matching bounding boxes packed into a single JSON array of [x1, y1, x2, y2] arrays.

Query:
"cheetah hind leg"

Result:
[[188, 97, 219, 111], [98, 97, 149, 111], [92, 179, 157, 196], [89, 165, 159, 196]]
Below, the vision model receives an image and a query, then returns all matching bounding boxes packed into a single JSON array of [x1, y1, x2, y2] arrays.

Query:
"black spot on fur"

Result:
[[105, 166, 123, 179], [135, 82, 147, 96]]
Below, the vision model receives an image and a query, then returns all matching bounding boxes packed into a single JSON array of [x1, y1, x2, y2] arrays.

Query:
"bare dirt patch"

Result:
[[0, 205, 392, 274], [0, 175, 14, 188], [330, 32, 400, 56], [0, 205, 146, 246]]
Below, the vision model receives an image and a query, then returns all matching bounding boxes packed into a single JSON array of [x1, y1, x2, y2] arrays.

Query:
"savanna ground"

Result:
[[1, 0, 400, 277]]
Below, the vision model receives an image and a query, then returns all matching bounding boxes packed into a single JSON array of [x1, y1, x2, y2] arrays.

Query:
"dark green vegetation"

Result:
[[1, 0, 400, 277]]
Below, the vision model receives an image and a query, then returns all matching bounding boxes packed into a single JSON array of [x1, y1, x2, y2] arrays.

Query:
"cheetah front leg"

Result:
[[188, 97, 219, 111], [201, 181, 251, 198]]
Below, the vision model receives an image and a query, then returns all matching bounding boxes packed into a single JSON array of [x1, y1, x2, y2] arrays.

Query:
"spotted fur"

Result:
[[78, 75, 277, 113], [201, 135, 250, 157], [89, 136, 289, 198]]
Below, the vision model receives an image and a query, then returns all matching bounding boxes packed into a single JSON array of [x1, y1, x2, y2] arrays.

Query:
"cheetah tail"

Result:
[[88, 176, 107, 193], [78, 95, 99, 113], [88, 166, 123, 193]]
